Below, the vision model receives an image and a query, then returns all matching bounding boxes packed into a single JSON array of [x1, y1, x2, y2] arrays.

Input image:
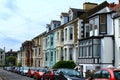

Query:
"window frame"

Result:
[[99, 14, 107, 34]]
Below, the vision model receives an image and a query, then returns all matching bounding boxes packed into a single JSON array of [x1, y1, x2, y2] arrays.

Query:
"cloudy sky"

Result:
[[0, 0, 118, 51]]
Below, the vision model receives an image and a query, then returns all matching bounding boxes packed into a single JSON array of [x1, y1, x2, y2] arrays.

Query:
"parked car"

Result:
[[21, 66, 30, 76], [87, 68, 120, 80], [54, 68, 85, 80], [33, 68, 47, 80], [41, 69, 57, 80], [17, 67, 23, 74], [27, 67, 36, 77]]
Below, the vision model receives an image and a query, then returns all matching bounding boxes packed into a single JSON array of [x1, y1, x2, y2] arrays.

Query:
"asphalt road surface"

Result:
[[0, 68, 34, 80]]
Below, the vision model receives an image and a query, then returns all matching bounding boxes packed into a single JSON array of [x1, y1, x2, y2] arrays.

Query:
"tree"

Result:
[[52, 60, 76, 69], [17, 62, 22, 67], [6, 56, 16, 66]]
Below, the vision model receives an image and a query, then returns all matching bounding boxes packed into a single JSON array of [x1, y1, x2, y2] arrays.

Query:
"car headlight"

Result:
[[67, 78, 72, 80]]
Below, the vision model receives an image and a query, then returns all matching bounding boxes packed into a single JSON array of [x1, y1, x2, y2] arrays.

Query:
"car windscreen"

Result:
[[62, 69, 82, 77], [114, 71, 120, 80], [24, 67, 29, 70]]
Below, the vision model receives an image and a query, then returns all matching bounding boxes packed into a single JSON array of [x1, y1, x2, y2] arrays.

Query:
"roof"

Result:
[[0, 48, 4, 51], [83, 2, 98, 5], [113, 13, 120, 19], [33, 31, 46, 39], [78, 1, 109, 23], [61, 13, 69, 16], [113, 3, 120, 11], [88, 1, 109, 16], [51, 20, 61, 23], [70, 8, 86, 12]]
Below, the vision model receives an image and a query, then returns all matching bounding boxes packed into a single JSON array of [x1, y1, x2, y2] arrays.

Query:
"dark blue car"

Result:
[[54, 68, 85, 80]]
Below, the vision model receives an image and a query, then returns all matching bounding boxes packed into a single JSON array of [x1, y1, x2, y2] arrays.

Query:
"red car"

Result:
[[87, 68, 120, 80], [27, 67, 36, 77], [33, 68, 47, 80], [41, 69, 57, 80]]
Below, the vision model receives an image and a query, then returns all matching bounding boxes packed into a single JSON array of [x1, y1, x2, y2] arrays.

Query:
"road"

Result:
[[0, 68, 34, 80]]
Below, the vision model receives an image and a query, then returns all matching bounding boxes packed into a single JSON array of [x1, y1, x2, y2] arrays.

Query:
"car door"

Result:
[[43, 70, 51, 79]]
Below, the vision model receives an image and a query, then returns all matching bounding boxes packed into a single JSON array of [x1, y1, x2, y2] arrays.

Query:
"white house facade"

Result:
[[78, 1, 115, 77]]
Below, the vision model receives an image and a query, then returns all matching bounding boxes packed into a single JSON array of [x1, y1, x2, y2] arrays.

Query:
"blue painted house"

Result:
[[44, 20, 61, 68]]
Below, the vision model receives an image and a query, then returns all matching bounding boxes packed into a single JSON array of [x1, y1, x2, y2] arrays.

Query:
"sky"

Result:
[[0, 0, 118, 52]]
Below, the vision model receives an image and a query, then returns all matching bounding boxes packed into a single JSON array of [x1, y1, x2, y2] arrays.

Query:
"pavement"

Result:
[[0, 76, 3, 80], [0, 75, 4, 80]]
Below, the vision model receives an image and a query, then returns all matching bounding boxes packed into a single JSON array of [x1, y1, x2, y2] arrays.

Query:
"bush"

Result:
[[52, 60, 76, 69]]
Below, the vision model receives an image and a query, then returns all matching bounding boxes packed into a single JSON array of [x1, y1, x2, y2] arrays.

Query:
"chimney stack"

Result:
[[83, 2, 98, 10]]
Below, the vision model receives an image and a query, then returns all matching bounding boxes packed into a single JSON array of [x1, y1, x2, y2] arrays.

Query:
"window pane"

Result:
[[102, 70, 110, 78], [93, 39, 100, 44], [69, 27, 73, 40], [65, 28, 67, 40], [93, 45, 100, 57], [100, 14, 106, 33], [100, 24, 106, 32], [114, 71, 120, 79], [79, 47, 83, 57], [89, 46, 92, 57], [100, 14, 106, 23]]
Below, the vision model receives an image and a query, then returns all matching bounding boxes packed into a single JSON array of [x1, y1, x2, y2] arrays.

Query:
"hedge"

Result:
[[52, 60, 76, 69]]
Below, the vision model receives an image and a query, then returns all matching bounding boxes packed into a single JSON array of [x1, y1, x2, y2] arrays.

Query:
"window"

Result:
[[79, 42, 84, 58], [69, 27, 73, 40], [79, 47, 83, 57], [89, 24, 92, 31], [88, 45, 92, 57], [35, 49, 37, 56], [54, 24, 56, 28], [114, 71, 120, 79], [45, 53, 48, 61], [65, 28, 67, 41], [50, 52, 53, 61], [93, 71, 101, 78], [51, 37, 53, 46], [49, 27, 51, 31], [47, 37, 49, 46], [85, 25, 89, 38], [61, 30, 64, 42], [39, 60, 40, 67], [93, 45, 100, 57], [119, 19, 120, 36], [65, 48, 67, 60], [39, 48, 40, 55], [60, 48, 64, 60], [57, 32, 59, 41], [100, 14, 107, 33], [1, 56, 2, 59], [69, 48, 73, 60], [101, 70, 110, 78], [45, 38, 47, 47], [93, 39, 100, 57]]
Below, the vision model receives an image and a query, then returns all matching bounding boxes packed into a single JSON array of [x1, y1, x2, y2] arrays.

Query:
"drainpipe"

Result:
[[112, 17, 115, 66]]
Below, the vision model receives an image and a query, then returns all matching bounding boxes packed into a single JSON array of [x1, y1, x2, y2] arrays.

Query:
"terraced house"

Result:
[[77, 1, 118, 76], [0, 48, 5, 66], [44, 20, 61, 68], [32, 32, 46, 67], [21, 41, 33, 66], [113, 0, 120, 68]]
